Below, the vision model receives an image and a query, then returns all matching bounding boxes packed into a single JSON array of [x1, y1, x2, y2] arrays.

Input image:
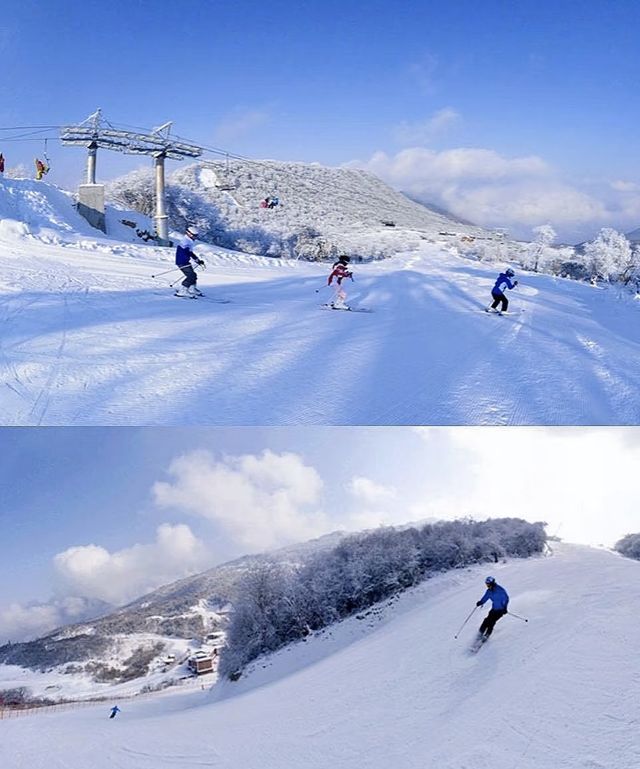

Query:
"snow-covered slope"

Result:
[[1, 177, 640, 426], [2, 543, 638, 769], [0, 176, 154, 246]]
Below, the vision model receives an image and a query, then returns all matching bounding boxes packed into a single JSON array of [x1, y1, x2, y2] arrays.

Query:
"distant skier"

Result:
[[109, 705, 121, 719], [486, 268, 518, 314], [327, 255, 353, 309], [0, 153, 4, 174], [175, 225, 206, 298], [475, 576, 509, 639]]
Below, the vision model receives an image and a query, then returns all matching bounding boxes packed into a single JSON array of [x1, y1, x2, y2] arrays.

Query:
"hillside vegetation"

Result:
[[107, 159, 491, 260]]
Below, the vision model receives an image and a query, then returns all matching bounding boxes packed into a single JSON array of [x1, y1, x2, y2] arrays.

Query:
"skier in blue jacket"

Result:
[[175, 225, 206, 298], [109, 705, 121, 719], [486, 268, 518, 314], [476, 576, 509, 638]]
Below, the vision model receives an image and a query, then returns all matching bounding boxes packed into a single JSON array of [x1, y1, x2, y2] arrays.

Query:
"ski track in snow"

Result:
[[1, 238, 640, 425]]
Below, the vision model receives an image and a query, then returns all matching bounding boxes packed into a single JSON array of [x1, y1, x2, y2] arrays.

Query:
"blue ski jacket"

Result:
[[176, 235, 197, 267], [478, 584, 509, 611], [492, 274, 515, 295]]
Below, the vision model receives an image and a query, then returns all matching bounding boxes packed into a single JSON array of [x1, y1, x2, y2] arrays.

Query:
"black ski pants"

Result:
[[479, 608, 507, 636], [490, 291, 508, 312], [180, 265, 197, 288]]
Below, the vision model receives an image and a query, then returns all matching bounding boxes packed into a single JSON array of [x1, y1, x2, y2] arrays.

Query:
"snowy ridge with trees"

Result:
[[0, 532, 348, 700], [106, 159, 640, 285], [220, 517, 546, 678], [107, 159, 493, 260], [1, 542, 638, 769]]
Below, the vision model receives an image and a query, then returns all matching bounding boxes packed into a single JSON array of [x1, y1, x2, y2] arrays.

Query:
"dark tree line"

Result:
[[220, 517, 547, 678], [615, 533, 640, 560]]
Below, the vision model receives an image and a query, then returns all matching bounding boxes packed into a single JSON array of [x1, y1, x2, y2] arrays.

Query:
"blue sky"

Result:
[[1, 0, 640, 240], [1, 426, 639, 642]]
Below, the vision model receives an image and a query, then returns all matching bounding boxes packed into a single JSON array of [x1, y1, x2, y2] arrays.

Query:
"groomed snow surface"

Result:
[[2, 543, 638, 768], [1, 178, 640, 425]]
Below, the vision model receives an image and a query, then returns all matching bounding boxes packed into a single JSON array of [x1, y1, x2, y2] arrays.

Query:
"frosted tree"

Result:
[[526, 224, 556, 272], [218, 561, 300, 678], [583, 228, 633, 282]]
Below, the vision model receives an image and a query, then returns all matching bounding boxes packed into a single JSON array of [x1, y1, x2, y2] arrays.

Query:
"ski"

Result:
[[172, 293, 231, 303], [482, 309, 524, 316], [320, 304, 373, 314], [468, 635, 489, 654]]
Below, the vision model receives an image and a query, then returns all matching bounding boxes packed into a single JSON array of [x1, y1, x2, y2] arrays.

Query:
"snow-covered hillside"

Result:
[[1, 177, 640, 426], [2, 543, 638, 769], [109, 159, 493, 260], [0, 532, 347, 697]]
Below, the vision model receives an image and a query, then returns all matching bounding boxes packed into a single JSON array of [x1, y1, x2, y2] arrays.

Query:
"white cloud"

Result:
[[353, 147, 628, 240], [412, 427, 640, 547], [349, 476, 397, 504], [0, 596, 109, 643], [610, 180, 640, 193], [152, 450, 329, 551], [0, 602, 64, 643], [393, 108, 460, 144], [214, 108, 271, 142], [53, 523, 208, 605]]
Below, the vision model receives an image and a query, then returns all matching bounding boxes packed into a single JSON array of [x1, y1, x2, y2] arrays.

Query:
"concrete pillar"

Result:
[[77, 184, 106, 233], [87, 141, 98, 185], [154, 152, 169, 242]]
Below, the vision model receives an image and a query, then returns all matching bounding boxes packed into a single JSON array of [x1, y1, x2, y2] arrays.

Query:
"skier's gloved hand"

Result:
[[197, 259, 206, 267], [514, 280, 518, 286], [476, 601, 482, 607]]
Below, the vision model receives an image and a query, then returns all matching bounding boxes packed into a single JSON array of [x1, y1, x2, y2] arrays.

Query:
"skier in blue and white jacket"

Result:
[[175, 225, 206, 297], [476, 576, 509, 638], [486, 268, 518, 314]]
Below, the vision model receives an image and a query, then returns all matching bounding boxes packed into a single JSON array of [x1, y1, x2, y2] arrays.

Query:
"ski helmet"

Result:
[[338, 255, 351, 264], [485, 576, 496, 586], [505, 268, 515, 277], [186, 226, 199, 238]]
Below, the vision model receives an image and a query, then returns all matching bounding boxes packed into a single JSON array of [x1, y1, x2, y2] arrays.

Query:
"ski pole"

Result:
[[507, 610, 528, 623], [151, 267, 183, 278], [454, 606, 477, 639], [169, 263, 204, 287]]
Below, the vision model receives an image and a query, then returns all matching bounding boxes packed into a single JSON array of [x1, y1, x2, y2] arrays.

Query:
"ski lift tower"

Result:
[[61, 110, 203, 242], [61, 109, 135, 232], [124, 121, 202, 242]]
